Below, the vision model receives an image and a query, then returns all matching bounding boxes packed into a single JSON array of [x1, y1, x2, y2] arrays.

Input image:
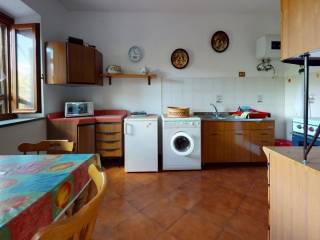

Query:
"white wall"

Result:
[[284, 65, 320, 139], [0, 120, 46, 154], [61, 11, 286, 138]]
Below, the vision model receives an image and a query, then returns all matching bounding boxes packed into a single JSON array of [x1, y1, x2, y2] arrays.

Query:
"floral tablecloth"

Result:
[[0, 154, 94, 240]]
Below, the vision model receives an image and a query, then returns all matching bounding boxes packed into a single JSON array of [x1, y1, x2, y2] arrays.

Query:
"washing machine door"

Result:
[[170, 132, 195, 156]]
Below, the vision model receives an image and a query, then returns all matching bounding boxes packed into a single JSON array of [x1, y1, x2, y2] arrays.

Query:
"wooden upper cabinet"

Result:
[[46, 42, 103, 85], [281, 0, 320, 60]]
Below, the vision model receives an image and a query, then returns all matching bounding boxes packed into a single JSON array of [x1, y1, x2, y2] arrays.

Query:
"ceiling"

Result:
[[58, 0, 279, 13], [0, 0, 36, 18]]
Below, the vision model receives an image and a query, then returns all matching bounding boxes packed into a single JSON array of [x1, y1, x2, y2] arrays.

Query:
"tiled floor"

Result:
[[93, 166, 268, 240]]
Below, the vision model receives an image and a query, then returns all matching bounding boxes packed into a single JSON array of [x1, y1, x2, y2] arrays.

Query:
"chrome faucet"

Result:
[[210, 103, 219, 118]]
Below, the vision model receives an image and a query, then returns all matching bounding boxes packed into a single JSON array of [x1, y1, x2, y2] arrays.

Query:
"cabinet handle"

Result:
[[96, 131, 120, 135], [235, 133, 243, 135], [98, 148, 120, 152], [210, 133, 219, 136], [96, 140, 120, 143]]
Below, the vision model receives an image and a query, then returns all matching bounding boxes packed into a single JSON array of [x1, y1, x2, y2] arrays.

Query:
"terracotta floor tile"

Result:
[[225, 212, 268, 240], [109, 212, 164, 240], [168, 212, 222, 240], [216, 230, 242, 240], [97, 198, 139, 229], [166, 188, 202, 210], [141, 198, 187, 229], [155, 231, 178, 240], [238, 196, 268, 225], [93, 166, 268, 239], [195, 186, 245, 218]]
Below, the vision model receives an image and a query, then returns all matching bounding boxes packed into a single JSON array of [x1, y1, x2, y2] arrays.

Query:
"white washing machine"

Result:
[[162, 115, 201, 170]]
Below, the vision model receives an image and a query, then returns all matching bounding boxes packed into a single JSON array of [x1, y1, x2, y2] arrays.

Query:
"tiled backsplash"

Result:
[[162, 76, 286, 138]]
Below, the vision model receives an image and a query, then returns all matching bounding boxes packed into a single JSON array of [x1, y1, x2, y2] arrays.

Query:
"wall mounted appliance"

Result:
[[64, 102, 94, 118], [124, 115, 159, 172], [162, 115, 201, 170]]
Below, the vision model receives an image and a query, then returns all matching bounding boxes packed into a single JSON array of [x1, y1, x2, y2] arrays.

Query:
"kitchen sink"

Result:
[[194, 112, 235, 120]]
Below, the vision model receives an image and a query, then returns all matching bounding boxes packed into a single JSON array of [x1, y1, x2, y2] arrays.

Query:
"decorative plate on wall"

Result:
[[171, 48, 189, 69], [128, 46, 143, 62], [211, 31, 229, 53]]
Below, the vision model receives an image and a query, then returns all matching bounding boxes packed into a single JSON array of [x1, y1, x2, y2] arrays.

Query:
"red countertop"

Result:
[[47, 110, 128, 125]]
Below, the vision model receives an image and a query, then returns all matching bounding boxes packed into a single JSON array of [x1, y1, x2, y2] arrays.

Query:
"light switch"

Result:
[[257, 95, 263, 103], [216, 95, 223, 103]]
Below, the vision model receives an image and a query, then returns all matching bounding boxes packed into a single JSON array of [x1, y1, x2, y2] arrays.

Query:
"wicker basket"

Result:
[[167, 107, 190, 118]]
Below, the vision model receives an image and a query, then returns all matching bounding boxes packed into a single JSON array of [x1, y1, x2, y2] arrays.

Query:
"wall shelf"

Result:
[[101, 73, 157, 85]]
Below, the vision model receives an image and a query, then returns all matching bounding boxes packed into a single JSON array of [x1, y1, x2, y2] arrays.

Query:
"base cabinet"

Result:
[[78, 124, 95, 153], [95, 123, 123, 157], [264, 147, 320, 240], [202, 120, 275, 163]]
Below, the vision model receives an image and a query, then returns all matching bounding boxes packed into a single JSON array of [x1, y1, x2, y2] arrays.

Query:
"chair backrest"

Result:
[[32, 164, 107, 240], [18, 140, 74, 154]]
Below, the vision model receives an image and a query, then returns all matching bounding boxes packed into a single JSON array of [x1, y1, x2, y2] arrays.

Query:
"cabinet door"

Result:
[[45, 42, 67, 84], [202, 131, 225, 163], [95, 50, 103, 85], [83, 47, 96, 84], [281, 0, 320, 59], [224, 130, 251, 162], [67, 43, 84, 83], [250, 130, 274, 162], [77, 124, 95, 153]]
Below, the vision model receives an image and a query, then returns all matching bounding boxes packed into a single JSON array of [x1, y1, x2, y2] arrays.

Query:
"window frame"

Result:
[[0, 12, 13, 114], [10, 23, 41, 113]]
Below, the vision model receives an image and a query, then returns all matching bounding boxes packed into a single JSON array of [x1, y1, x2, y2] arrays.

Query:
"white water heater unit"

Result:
[[256, 35, 281, 60]]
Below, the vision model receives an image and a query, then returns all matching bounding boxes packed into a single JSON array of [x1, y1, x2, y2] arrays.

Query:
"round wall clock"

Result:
[[211, 31, 229, 53], [128, 46, 143, 62], [171, 48, 189, 69]]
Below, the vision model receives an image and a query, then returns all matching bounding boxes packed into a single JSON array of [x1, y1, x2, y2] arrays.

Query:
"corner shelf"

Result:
[[101, 73, 157, 85]]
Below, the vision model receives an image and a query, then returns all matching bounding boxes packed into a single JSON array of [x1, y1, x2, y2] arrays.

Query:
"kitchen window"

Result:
[[0, 11, 41, 119]]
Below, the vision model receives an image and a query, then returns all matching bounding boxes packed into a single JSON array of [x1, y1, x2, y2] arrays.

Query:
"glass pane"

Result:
[[0, 100, 4, 114], [16, 29, 35, 109], [0, 24, 8, 113], [0, 24, 7, 96]]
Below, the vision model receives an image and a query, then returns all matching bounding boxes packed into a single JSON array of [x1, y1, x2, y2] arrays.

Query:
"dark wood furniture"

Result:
[[45, 42, 103, 85], [47, 111, 127, 157], [47, 120, 96, 154], [95, 122, 123, 158], [202, 120, 275, 163], [281, 0, 320, 60]]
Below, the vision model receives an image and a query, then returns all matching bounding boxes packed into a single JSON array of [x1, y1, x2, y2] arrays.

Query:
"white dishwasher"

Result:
[[124, 115, 159, 172]]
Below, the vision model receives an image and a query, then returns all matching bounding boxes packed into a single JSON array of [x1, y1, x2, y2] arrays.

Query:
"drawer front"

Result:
[[206, 122, 225, 131], [96, 141, 121, 150], [224, 122, 252, 130], [96, 132, 122, 141], [98, 149, 122, 157], [96, 123, 122, 133], [250, 121, 275, 130]]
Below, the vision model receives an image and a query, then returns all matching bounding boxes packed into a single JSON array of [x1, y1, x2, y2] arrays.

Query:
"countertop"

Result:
[[197, 115, 274, 122], [263, 146, 320, 173], [47, 110, 128, 125]]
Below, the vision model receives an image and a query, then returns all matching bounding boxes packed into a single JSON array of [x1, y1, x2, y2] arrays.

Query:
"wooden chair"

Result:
[[32, 164, 107, 240], [18, 140, 74, 154]]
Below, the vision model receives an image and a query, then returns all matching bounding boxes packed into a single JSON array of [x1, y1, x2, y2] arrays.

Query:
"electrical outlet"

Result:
[[239, 71, 246, 78], [257, 95, 264, 103], [309, 95, 315, 104], [216, 95, 223, 103]]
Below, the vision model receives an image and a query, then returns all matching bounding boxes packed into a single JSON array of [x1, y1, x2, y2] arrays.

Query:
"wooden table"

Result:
[[0, 154, 95, 240]]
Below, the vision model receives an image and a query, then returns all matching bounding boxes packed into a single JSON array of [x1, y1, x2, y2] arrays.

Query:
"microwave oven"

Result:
[[65, 102, 94, 118]]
